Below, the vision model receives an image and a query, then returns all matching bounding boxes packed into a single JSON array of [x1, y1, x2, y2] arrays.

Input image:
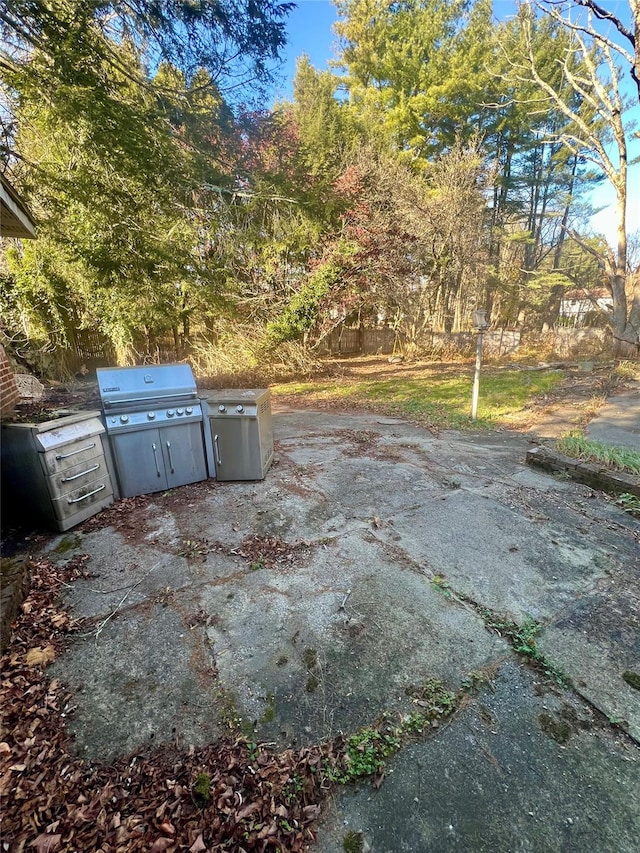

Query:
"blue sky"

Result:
[[272, 1, 639, 245], [270, 0, 340, 102]]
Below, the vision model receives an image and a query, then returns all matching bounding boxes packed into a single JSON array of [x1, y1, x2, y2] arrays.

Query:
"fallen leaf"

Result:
[[159, 819, 175, 836], [0, 742, 10, 754], [30, 833, 61, 852], [149, 838, 174, 852], [25, 646, 56, 667], [236, 801, 260, 821], [373, 771, 385, 789], [189, 835, 206, 853]]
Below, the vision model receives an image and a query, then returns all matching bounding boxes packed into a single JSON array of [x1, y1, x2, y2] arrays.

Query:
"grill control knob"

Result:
[[177, 408, 184, 416], [218, 405, 226, 413], [236, 404, 244, 413], [167, 409, 175, 417], [120, 414, 129, 424], [147, 411, 156, 420], [185, 406, 193, 414]]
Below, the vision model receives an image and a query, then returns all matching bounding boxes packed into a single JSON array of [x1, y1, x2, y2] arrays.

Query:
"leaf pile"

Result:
[[232, 536, 312, 570], [1, 554, 336, 852]]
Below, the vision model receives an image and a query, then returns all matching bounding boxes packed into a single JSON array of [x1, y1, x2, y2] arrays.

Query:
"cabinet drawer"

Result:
[[50, 474, 114, 525], [46, 456, 109, 499], [39, 440, 104, 477]]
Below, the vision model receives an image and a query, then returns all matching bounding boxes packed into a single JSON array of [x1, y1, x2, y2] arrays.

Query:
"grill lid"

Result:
[[97, 364, 197, 409]]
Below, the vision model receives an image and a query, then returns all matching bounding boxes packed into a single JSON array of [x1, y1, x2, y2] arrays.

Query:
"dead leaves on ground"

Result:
[[1, 553, 331, 852], [232, 535, 312, 570]]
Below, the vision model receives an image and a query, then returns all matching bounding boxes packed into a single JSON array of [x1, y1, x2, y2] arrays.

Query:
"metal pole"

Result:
[[471, 330, 484, 420]]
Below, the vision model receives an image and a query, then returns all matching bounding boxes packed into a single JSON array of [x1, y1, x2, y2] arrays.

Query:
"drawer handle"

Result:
[[166, 441, 175, 473], [213, 434, 222, 466], [67, 484, 106, 504], [61, 463, 100, 483], [55, 442, 96, 460]]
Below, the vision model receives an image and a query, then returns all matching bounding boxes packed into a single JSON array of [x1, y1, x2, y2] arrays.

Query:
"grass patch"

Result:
[[273, 368, 563, 430], [556, 433, 640, 475]]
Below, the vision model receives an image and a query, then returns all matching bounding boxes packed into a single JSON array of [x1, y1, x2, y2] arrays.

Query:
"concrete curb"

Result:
[[526, 445, 640, 498]]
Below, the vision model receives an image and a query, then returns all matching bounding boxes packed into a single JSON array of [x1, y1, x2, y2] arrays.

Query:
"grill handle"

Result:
[[67, 484, 106, 504], [152, 443, 162, 477], [103, 393, 196, 407], [166, 441, 175, 473], [61, 463, 100, 483], [213, 434, 222, 467], [56, 442, 96, 461]]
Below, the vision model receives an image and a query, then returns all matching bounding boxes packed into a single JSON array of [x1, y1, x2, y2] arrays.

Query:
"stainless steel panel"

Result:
[[109, 423, 207, 497], [46, 456, 107, 500], [50, 475, 114, 526], [160, 422, 207, 489], [109, 429, 169, 497], [103, 402, 203, 434], [39, 437, 104, 477]]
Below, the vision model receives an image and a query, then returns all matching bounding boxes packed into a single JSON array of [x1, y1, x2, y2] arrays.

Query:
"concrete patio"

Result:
[[41, 406, 639, 851]]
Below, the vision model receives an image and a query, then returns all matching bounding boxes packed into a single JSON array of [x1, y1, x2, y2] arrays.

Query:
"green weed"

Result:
[[480, 610, 567, 685], [430, 575, 453, 598], [192, 772, 211, 807], [616, 493, 640, 517], [324, 679, 458, 785]]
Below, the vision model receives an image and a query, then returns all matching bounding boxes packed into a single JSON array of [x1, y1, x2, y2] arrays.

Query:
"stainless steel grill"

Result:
[[97, 364, 207, 498]]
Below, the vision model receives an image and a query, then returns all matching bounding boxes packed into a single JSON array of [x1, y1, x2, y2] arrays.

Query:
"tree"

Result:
[[516, 1, 640, 357], [0, 0, 296, 364], [266, 138, 490, 348], [333, 0, 493, 157], [542, 0, 640, 102]]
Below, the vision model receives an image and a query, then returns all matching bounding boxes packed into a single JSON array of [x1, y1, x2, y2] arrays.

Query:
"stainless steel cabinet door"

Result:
[[209, 417, 262, 480], [159, 422, 207, 489], [110, 429, 169, 497]]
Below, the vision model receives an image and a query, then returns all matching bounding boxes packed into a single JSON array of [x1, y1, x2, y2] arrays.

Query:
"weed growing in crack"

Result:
[[430, 575, 453, 598], [325, 727, 401, 783], [323, 679, 459, 785], [179, 538, 210, 560], [480, 610, 568, 685], [343, 830, 365, 852]]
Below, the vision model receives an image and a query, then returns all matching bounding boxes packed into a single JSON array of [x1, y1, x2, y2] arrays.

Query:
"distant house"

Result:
[[559, 287, 612, 326]]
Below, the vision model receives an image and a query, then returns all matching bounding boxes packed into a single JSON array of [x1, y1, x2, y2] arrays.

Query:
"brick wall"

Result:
[[0, 344, 19, 418]]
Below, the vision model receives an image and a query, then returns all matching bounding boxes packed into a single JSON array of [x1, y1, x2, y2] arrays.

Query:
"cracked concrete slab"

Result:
[[314, 661, 640, 853], [35, 406, 640, 841]]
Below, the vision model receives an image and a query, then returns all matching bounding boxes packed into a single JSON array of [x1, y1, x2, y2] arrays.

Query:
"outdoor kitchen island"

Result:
[[97, 365, 273, 498]]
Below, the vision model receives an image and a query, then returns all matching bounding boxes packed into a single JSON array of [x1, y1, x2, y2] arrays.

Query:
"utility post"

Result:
[[471, 309, 489, 421]]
